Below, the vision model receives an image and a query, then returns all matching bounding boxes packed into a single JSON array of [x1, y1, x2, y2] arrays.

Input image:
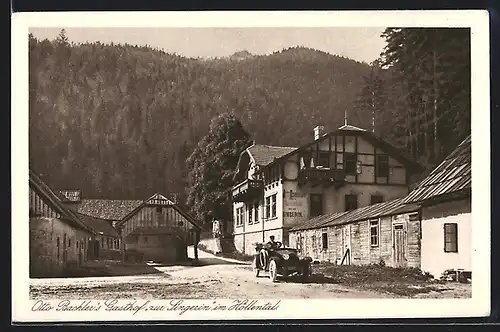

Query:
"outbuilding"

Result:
[[402, 135, 471, 279], [29, 169, 97, 277], [289, 198, 421, 268]]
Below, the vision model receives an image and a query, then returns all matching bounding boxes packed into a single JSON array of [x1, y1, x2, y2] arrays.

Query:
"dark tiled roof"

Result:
[[290, 198, 420, 232], [247, 144, 297, 166], [29, 169, 95, 234], [74, 212, 120, 237], [72, 199, 143, 220], [402, 135, 471, 204]]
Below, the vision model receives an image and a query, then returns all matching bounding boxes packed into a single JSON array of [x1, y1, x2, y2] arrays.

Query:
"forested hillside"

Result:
[[29, 28, 471, 203], [28, 31, 371, 200]]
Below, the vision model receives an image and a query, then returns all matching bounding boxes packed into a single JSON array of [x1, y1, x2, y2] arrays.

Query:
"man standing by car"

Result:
[[266, 235, 279, 250]]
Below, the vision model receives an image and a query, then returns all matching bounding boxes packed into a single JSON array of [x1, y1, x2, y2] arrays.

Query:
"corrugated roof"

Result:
[[29, 169, 95, 234], [290, 198, 420, 232], [402, 135, 471, 204], [289, 211, 349, 231], [74, 212, 120, 237], [247, 144, 297, 166], [70, 199, 143, 221]]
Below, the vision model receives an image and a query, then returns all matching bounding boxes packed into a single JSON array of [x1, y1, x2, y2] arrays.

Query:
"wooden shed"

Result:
[[289, 198, 421, 268]]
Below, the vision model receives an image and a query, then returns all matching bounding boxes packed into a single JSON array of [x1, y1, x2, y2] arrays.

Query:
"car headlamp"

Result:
[[282, 254, 290, 260]]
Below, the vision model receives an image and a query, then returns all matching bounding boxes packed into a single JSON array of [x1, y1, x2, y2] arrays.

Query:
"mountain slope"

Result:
[[28, 36, 371, 200]]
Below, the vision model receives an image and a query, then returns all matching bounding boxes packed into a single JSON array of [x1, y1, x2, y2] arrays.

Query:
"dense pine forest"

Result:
[[28, 28, 470, 203]]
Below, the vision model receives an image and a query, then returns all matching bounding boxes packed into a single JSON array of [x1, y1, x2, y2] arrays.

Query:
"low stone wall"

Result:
[[198, 238, 223, 254]]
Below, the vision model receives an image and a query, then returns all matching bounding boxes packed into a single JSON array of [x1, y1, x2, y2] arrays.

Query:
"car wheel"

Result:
[[269, 260, 278, 282]]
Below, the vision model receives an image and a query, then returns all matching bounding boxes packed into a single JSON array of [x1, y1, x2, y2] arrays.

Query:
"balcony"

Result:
[[232, 179, 264, 203], [298, 167, 346, 187]]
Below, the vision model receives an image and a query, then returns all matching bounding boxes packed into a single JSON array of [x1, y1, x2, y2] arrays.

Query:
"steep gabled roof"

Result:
[[74, 212, 120, 237], [115, 193, 203, 230], [255, 125, 423, 175], [402, 135, 471, 204], [290, 198, 421, 232], [68, 199, 143, 221], [247, 144, 297, 167], [29, 169, 96, 234]]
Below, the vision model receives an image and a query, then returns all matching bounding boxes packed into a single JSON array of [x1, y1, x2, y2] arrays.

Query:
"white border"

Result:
[[12, 10, 491, 322]]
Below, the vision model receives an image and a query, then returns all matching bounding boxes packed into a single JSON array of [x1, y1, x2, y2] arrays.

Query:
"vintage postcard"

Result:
[[12, 10, 490, 322]]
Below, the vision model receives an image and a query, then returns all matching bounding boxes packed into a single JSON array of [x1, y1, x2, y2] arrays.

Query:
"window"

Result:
[[344, 153, 357, 175], [376, 155, 389, 177], [300, 153, 312, 169], [265, 194, 277, 219], [56, 237, 60, 259], [318, 152, 330, 168], [271, 194, 277, 218], [265, 197, 271, 219], [235, 207, 244, 227], [248, 204, 253, 224], [144, 236, 148, 244], [310, 194, 323, 217], [322, 233, 328, 250], [156, 206, 162, 213], [370, 220, 379, 247], [76, 241, 79, 249], [345, 194, 358, 211], [68, 238, 71, 248], [254, 203, 259, 223], [371, 195, 384, 205], [444, 223, 458, 253]]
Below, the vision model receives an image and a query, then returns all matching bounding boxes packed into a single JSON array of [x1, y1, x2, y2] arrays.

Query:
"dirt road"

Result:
[[29, 248, 469, 299]]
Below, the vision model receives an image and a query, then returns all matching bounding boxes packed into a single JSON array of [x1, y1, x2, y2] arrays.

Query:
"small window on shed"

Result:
[[370, 220, 379, 247], [444, 223, 458, 253], [322, 232, 328, 250]]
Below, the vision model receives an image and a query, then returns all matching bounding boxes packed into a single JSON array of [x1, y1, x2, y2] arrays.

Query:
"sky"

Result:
[[29, 27, 387, 64]]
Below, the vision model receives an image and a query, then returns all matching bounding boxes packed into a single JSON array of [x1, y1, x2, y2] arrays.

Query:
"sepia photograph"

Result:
[[12, 10, 490, 322]]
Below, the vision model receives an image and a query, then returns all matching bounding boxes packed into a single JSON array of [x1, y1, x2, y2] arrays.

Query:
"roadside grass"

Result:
[[312, 263, 456, 297]]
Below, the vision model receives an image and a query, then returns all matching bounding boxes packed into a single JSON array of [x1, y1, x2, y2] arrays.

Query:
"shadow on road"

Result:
[[273, 273, 340, 285], [193, 257, 249, 266]]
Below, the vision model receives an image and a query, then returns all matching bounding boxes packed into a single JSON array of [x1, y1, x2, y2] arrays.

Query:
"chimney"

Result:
[[313, 125, 325, 140]]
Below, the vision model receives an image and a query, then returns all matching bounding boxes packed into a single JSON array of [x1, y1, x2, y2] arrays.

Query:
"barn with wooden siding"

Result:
[[115, 193, 202, 263], [29, 169, 97, 277], [289, 198, 421, 269], [402, 135, 471, 279]]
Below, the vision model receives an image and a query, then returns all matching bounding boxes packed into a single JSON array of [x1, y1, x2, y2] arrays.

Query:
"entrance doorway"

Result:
[[393, 224, 406, 268]]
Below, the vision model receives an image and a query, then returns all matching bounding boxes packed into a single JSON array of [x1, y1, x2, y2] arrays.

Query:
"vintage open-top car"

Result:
[[252, 241, 312, 282]]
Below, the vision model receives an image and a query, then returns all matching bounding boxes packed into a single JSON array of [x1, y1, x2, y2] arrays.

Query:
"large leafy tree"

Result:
[[186, 113, 252, 228]]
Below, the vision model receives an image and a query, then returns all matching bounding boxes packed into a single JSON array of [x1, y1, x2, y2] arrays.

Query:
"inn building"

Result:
[[231, 123, 423, 255]]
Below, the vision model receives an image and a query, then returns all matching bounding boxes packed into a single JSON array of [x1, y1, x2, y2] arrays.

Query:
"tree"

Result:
[[186, 113, 253, 228], [379, 27, 470, 167]]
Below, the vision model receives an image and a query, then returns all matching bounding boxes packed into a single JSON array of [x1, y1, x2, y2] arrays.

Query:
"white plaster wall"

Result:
[[421, 212, 472, 278]]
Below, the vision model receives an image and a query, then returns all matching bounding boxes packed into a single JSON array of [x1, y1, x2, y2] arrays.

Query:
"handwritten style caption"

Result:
[[32, 299, 281, 316]]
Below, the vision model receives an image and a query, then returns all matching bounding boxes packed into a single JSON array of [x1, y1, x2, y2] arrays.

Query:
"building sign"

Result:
[[283, 189, 308, 223]]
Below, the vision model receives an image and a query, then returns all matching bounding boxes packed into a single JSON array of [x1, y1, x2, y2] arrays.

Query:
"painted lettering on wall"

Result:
[[283, 189, 308, 223]]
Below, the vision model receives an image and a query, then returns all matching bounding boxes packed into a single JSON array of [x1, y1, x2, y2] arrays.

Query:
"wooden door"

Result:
[[393, 224, 406, 268], [63, 233, 68, 265], [341, 225, 351, 265]]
